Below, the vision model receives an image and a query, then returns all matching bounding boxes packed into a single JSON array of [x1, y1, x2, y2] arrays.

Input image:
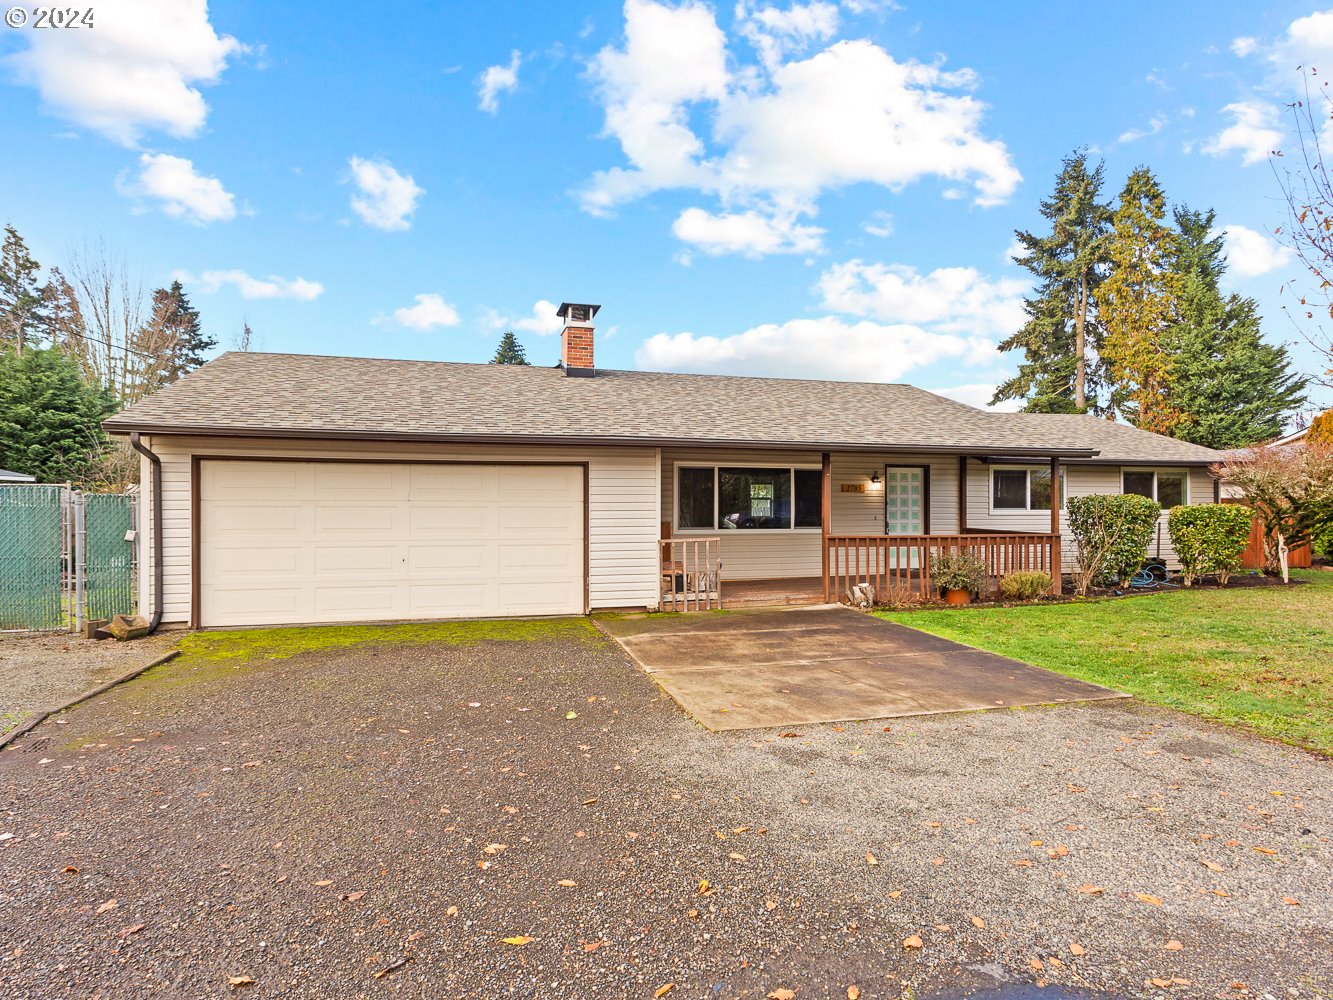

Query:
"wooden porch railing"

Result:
[[660, 537, 723, 611], [825, 533, 1061, 602]]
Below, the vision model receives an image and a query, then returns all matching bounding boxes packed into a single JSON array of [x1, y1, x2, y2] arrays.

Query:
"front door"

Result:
[[883, 466, 926, 568]]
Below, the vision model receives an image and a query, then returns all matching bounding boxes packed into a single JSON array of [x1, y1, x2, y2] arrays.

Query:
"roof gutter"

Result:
[[128, 433, 163, 633], [103, 423, 1100, 459]]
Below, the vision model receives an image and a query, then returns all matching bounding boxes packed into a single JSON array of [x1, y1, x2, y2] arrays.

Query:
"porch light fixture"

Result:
[[869, 471, 882, 489]]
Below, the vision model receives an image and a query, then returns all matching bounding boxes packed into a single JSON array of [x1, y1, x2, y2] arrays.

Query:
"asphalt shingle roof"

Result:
[[104, 351, 1224, 464]]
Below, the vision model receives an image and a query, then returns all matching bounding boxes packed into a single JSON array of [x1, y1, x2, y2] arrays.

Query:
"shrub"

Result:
[[1167, 503, 1252, 586], [998, 571, 1054, 600], [1066, 494, 1161, 596], [930, 551, 989, 594]]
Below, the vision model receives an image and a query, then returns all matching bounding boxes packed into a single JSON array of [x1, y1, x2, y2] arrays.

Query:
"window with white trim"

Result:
[[990, 466, 1064, 512], [675, 465, 822, 531], [1122, 470, 1187, 509]]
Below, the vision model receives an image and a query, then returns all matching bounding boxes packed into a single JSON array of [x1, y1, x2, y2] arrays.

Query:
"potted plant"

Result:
[[930, 551, 989, 604]]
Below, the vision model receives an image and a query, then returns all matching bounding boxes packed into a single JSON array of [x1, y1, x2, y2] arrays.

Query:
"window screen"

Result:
[[993, 469, 1029, 509], [1028, 469, 1053, 511], [677, 467, 715, 529]]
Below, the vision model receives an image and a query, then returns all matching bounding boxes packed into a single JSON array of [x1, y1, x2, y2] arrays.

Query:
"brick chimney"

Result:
[[557, 302, 599, 377]]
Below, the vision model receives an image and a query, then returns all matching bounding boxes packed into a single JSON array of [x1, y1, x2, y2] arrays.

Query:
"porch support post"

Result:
[[1049, 455, 1062, 595], [821, 451, 831, 603], [957, 456, 968, 533]]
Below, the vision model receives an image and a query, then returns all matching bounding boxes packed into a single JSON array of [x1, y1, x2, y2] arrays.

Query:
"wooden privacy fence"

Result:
[[660, 537, 722, 610], [826, 533, 1060, 602], [1221, 499, 1312, 570]]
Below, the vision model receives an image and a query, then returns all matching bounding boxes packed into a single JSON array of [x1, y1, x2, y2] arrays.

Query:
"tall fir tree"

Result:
[[1165, 208, 1307, 448], [490, 331, 530, 365], [993, 150, 1113, 413], [0, 347, 117, 483], [0, 224, 49, 354], [149, 280, 216, 382], [1098, 166, 1182, 434]]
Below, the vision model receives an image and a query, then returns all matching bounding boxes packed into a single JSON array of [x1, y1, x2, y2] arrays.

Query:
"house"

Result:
[[0, 468, 37, 483], [105, 303, 1223, 629]]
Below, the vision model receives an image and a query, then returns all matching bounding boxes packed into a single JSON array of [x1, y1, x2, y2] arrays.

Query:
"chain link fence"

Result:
[[0, 485, 137, 633]]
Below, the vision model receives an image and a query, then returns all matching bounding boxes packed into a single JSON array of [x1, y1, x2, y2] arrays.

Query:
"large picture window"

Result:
[[991, 467, 1063, 512], [675, 465, 822, 531], [1123, 470, 1187, 509]]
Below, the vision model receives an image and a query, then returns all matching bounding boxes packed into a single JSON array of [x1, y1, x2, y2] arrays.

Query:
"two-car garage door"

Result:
[[198, 460, 585, 627]]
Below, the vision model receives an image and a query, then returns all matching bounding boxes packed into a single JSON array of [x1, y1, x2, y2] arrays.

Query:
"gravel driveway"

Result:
[[0, 620, 1327, 999]]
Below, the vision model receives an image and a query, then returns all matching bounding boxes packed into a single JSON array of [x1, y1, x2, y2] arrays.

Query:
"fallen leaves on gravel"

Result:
[[227, 976, 255, 989], [902, 934, 922, 949], [445, 906, 458, 917], [1077, 884, 1104, 896], [313, 880, 333, 886], [1134, 892, 1163, 906], [1164, 940, 1184, 951], [654, 986, 675, 998], [1201, 859, 1224, 872], [768, 990, 796, 1000], [501, 935, 533, 946], [970, 915, 986, 929], [848, 988, 860, 1000], [557, 879, 577, 887], [95, 899, 117, 914], [581, 939, 605, 952], [61, 865, 78, 875], [339, 890, 366, 902], [581, 797, 598, 806], [372, 956, 413, 979], [865, 852, 878, 866], [117, 923, 146, 940], [1282, 896, 1301, 905], [1069, 942, 1086, 956], [564, 711, 578, 720], [1253, 847, 1278, 856], [698, 879, 714, 895]]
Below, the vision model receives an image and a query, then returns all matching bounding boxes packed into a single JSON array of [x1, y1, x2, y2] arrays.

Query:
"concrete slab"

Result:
[[599, 605, 1126, 731]]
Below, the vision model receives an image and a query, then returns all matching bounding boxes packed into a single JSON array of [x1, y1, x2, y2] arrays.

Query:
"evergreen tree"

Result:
[[1166, 208, 1307, 449], [0, 224, 48, 354], [490, 331, 530, 365], [40, 267, 86, 354], [149, 280, 216, 381], [993, 150, 1113, 413], [1098, 167, 1182, 434], [0, 347, 117, 483]]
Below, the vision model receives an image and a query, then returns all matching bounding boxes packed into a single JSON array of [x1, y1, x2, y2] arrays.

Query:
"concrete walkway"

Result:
[[599, 604, 1126, 731]]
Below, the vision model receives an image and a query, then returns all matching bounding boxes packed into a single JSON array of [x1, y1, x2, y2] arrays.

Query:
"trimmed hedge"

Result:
[[1167, 503, 1254, 586], [1066, 493, 1162, 593], [998, 571, 1053, 600]]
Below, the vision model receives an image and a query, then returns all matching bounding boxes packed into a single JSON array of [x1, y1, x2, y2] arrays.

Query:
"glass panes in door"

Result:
[[884, 467, 924, 534]]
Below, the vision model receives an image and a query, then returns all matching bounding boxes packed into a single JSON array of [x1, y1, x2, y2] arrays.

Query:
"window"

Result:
[[1122, 470, 1187, 510], [991, 467, 1063, 512], [676, 465, 822, 531]]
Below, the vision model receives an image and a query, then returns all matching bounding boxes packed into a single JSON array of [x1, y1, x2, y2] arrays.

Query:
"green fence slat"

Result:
[[0, 486, 65, 631]]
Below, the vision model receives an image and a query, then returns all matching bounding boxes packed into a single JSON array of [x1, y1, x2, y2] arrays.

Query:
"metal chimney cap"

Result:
[[556, 303, 601, 321]]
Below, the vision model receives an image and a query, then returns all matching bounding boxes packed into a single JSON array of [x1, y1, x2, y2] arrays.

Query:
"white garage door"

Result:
[[198, 460, 585, 627]]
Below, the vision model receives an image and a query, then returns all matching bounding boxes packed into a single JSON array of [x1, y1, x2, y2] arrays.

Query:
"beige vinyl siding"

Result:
[[966, 460, 1218, 569], [661, 450, 960, 580], [139, 435, 660, 624]]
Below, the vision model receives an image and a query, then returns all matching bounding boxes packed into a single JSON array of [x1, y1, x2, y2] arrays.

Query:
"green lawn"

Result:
[[879, 570, 1333, 755]]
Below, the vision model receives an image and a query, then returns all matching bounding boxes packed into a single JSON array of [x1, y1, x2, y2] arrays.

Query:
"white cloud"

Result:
[[1202, 101, 1282, 165], [478, 50, 521, 114], [816, 259, 1026, 336], [119, 153, 236, 224], [6, 0, 244, 145], [736, 1, 840, 69], [636, 315, 988, 381], [347, 157, 423, 231], [863, 210, 894, 238], [176, 269, 324, 301], [1118, 114, 1167, 144], [1231, 36, 1258, 57], [486, 299, 565, 336], [931, 383, 1022, 412], [1269, 10, 1333, 71], [1218, 223, 1295, 277], [390, 293, 461, 330], [672, 206, 825, 256], [581, 0, 1019, 255]]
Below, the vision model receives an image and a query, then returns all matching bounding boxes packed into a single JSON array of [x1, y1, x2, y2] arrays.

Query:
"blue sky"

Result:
[[0, 0, 1327, 416]]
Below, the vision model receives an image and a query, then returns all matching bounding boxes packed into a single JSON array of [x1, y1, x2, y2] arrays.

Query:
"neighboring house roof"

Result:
[[104, 351, 1223, 464], [0, 468, 36, 482]]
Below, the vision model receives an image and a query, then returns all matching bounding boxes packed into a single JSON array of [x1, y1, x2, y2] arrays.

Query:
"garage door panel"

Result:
[[200, 461, 584, 627], [313, 545, 400, 574], [408, 504, 494, 535]]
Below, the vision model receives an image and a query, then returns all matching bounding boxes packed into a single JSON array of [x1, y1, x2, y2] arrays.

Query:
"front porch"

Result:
[[659, 451, 1067, 610]]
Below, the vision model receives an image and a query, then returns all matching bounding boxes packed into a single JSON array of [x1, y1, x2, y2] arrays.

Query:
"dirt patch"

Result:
[[0, 623, 1328, 998], [0, 630, 179, 730]]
